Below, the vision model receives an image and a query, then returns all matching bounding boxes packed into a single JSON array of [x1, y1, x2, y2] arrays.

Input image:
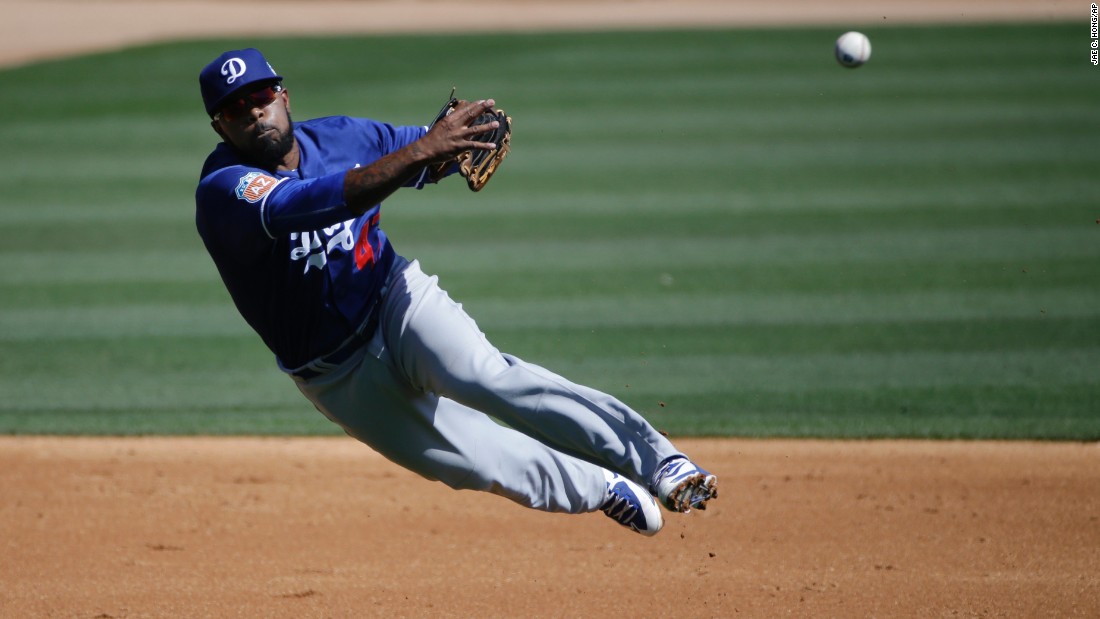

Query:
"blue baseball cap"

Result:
[[200, 48, 283, 117]]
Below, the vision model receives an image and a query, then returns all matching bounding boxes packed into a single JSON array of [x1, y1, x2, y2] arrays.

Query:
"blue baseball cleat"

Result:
[[601, 470, 663, 536], [651, 457, 718, 513]]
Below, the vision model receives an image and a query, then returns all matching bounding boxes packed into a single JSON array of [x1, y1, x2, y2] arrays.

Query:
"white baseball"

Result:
[[835, 31, 872, 68]]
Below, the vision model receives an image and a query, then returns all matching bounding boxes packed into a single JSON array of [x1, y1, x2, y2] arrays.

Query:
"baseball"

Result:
[[835, 31, 871, 68]]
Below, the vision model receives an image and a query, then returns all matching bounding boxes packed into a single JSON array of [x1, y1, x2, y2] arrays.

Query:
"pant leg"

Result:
[[380, 259, 684, 487], [295, 322, 607, 514]]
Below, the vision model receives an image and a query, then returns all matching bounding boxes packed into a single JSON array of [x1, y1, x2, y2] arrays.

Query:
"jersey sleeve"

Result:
[[196, 165, 350, 247], [355, 119, 436, 188], [258, 171, 350, 236]]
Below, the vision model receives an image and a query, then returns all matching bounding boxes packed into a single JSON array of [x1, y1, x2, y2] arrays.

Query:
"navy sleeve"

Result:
[[260, 171, 350, 236], [197, 165, 351, 243], [195, 167, 275, 261], [366, 120, 435, 188]]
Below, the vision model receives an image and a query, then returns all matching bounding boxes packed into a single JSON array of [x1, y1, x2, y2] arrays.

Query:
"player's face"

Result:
[[212, 82, 296, 169]]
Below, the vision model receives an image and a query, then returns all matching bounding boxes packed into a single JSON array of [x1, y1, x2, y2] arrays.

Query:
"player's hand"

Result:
[[343, 98, 507, 213], [419, 99, 500, 164]]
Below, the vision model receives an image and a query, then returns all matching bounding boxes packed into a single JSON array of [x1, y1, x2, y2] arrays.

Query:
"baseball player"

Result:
[[195, 48, 717, 536]]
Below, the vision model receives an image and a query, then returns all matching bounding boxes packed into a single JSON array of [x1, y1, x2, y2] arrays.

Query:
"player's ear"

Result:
[[210, 119, 227, 140]]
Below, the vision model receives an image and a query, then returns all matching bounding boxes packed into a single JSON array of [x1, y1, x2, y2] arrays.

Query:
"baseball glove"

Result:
[[427, 90, 512, 192]]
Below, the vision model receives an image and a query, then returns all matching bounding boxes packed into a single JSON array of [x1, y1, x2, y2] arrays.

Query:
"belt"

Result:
[[287, 310, 380, 381]]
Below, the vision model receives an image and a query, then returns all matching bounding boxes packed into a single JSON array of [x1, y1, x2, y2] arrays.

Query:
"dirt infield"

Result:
[[2, 437, 1097, 617]]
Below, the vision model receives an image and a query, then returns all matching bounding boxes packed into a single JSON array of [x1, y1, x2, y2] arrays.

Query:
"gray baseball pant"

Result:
[[294, 256, 683, 513]]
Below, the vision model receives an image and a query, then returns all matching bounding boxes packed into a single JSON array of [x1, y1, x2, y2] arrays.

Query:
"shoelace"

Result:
[[601, 491, 640, 524]]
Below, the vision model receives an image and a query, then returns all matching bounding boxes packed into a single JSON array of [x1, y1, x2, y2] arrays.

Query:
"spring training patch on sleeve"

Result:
[[235, 171, 279, 203]]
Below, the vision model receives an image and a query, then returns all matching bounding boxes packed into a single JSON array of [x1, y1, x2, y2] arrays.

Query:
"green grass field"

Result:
[[0, 24, 1097, 438]]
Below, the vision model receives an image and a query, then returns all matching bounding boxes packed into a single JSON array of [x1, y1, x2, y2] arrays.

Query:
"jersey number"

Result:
[[354, 213, 382, 271]]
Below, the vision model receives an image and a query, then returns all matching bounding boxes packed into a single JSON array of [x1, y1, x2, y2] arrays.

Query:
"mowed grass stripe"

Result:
[[4, 256, 1092, 308], [0, 304, 250, 340], [385, 176, 1093, 217], [482, 317, 1100, 357], [531, 350, 1098, 394], [3, 314, 1092, 365], [6, 219, 1091, 259], [0, 409, 339, 436], [459, 289, 1095, 328], [4, 222, 1092, 286], [6, 180, 1079, 223], [650, 386, 1100, 439], [0, 363, 295, 413], [517, 135, 1089, 169], [521, 101, 1092, 140], [2, 288, 1095, 340], [0, 250, 217, 284], [435, 257, 1098, 299], [400, 227, 1096, 272], [385, 204, 1091, 242]]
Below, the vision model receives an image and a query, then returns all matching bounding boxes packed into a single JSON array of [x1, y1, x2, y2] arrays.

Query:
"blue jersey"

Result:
[[195, 116, 428, 371]]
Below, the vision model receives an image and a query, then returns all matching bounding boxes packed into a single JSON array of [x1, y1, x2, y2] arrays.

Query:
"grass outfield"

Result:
[[0, 24, 1097, 438]]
